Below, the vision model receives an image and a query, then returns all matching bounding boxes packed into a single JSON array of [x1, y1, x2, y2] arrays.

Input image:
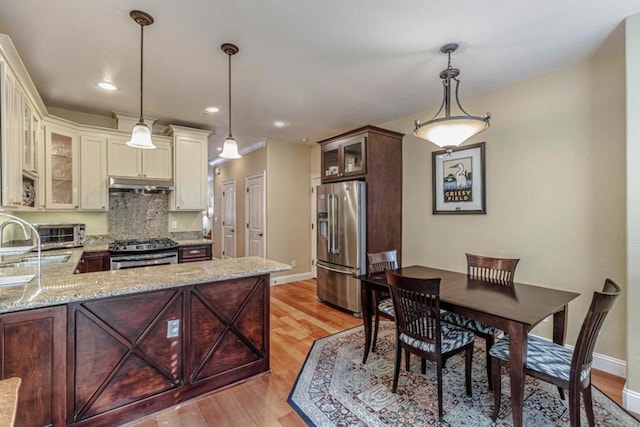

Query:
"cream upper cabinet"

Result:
[[79, 133, 108, 211], [166, 125, 210, 211], [142, 140, 172, 179], [107, 137, 172, 179], [0, 35, 47, 210], [22, 99, 38, 176], [44, 119, 79, 209], [0, 62, 23, 208]]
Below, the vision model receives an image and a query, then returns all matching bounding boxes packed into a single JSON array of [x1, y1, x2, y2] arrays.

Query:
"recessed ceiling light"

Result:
[[301, 137, 309, 142], [274, 121, 285, 127], [205, 106, 220, 113], [98, 81, 117, 91]]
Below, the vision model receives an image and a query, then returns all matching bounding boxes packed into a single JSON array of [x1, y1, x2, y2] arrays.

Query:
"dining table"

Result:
[[358, 265, 580, 427]]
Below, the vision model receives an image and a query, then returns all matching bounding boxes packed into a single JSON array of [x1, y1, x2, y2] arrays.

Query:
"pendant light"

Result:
[[219, 43, 242, 159], [414, 43, 490, 152], [126, 10, 156, 150]]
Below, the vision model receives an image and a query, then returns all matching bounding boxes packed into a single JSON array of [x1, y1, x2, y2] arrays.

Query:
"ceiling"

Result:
[[0, 1, 638, 161]]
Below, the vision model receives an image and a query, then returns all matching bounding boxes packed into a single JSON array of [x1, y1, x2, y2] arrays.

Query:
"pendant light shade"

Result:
[[219, 43, 242, 159], [414, 43, 490, 151], [220, 136, 241, 159], [127, 10, 156, 150], [129, 122, 154, 149]]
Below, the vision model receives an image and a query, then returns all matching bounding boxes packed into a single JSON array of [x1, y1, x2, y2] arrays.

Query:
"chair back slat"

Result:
[[368, 250, 398, 277], [571, 279, 621, 383], [385, 270, 441, 350], [466, 253, 519, 282]]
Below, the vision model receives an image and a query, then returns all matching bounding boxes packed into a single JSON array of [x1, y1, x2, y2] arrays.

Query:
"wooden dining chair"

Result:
[[489, 279, 621, 427], [440, 253, 520, 390], [367, 250, 398, 353], [385, 270, 475, 422]]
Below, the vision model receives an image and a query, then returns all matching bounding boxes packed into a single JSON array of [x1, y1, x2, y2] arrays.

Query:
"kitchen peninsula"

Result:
[[0, 250, 290, 427]]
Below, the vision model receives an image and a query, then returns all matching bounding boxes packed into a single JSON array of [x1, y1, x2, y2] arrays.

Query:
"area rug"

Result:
[[288, 322, 639, 426]]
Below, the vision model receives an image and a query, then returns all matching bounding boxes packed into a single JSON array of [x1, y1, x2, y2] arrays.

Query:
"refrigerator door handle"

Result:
[[317, 262, 357, 275], [328, 194, 333, 254], [331, 193, 340, 254], [326, 194, 332, 254]]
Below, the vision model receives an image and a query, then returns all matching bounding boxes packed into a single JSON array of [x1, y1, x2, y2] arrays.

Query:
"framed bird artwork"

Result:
[[431, 142, 486, 214]]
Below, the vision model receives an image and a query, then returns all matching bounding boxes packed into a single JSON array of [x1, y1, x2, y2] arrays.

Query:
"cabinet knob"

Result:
[[102, 206, 105, 209]]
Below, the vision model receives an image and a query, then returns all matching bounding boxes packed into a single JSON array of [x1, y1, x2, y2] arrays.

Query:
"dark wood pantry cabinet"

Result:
[[317, 125, 403, 264]]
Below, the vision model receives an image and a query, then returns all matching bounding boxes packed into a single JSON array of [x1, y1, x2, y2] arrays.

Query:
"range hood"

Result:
[[109, 176, 174, 193]]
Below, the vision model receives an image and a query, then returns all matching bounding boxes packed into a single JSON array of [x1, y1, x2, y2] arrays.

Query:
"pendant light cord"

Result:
[[139, 24, 144, 123], [228, 51, 232, 137]]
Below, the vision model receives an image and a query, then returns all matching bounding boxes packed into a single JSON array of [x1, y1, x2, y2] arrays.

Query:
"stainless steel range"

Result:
[[109, 238, 179, 270]]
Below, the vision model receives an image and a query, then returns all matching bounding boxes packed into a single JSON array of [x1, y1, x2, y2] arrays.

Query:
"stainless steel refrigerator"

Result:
[[316, 180, 366, 314]]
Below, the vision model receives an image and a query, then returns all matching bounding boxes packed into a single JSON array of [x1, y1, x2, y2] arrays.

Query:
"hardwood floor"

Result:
[[126, 279, 633, 426]]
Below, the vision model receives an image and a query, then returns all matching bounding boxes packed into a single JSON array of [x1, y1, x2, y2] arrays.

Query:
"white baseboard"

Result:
[[589, 351, 627, 378], [623, 385, 640, 413], [270, 272, 314, 285]]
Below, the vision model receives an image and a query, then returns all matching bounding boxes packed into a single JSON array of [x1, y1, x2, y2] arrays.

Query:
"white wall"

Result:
[[625, 12, 640, 410]]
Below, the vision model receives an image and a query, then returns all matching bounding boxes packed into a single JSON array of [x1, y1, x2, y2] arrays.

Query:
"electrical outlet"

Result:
[[167, 319, 180, 338], [171, 220, 177, 230], [291, 260, 296, 267]]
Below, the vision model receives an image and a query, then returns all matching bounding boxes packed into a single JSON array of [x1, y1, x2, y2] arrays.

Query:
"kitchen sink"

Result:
[[19, 254, 72, 265], [0, 274, 35, 287], [0, 253, 72, 268]]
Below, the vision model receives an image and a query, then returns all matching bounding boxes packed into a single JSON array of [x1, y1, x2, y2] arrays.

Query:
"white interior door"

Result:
[[311, 174, 321, 278], [222, 178, 236, 258], [245, 171, 266, 258]]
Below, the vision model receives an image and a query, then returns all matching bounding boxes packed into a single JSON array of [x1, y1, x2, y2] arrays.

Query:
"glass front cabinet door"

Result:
[[44, 122, 78, 209], [320, 135, 366, 181]]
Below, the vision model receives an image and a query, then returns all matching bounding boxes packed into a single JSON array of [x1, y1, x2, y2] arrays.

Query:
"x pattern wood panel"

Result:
[[189, 276, 266, 382], [71, 289, 183, 422]]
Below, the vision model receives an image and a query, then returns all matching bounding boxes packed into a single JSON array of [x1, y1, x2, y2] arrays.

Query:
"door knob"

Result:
[[258, 233, 263, 237]]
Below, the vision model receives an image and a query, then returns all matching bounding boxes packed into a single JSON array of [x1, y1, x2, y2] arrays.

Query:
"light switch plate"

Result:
[[167, 319, 180, 338]]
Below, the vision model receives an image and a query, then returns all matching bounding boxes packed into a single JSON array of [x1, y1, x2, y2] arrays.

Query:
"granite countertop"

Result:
[[0, 377, 20, 427], [0, 248, 290, 314], [80, 240, 212, 252], [175, 239, 213, 247]]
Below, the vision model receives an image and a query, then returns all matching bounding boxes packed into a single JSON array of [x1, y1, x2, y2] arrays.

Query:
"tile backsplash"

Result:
[[108, 192, 169, 240]]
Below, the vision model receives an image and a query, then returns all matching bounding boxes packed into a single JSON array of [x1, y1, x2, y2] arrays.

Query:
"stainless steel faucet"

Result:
[[0, 219, 30, 248]]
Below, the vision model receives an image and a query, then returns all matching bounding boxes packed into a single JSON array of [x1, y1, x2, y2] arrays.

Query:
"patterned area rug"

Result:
[[288, 322, 639, 426]]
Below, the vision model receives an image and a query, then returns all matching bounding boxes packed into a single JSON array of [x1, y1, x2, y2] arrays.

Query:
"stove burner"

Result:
[[109, 238, 178, 253]]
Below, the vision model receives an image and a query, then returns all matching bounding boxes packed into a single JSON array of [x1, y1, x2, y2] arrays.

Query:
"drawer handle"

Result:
[[189, 250, 201, 254]]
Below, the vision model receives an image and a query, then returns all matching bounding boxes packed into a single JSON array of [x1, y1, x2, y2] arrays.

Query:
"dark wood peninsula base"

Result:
[[1, 273, 271, 427]]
